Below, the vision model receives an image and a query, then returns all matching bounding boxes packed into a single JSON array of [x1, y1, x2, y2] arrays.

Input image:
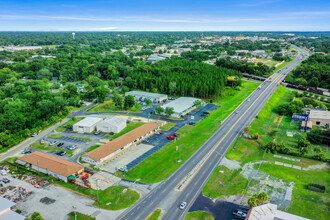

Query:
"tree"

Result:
[[194, 100, 202, 108], [145, 99, 152, 105], [26, 211, 44, 220], [36, 68, 52, 80], [124, 95, 135, 110], [113, 94, 123, 109], [297, 137, 311, 149], [248, 192, 269, 207], [121, 86, 129, 94], [244, 127, 250, 133], [257, 192, 269, 204], [248, 197, 258, 208], [108, 80, 115, 89], [165, 107, 174, 117], [94, 86, 109, 103], [155, 106, 164, 114]]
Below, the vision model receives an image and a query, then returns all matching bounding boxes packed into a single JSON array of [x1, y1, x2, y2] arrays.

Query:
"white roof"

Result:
[[0, 197, 15, 212], [74, 117, 103, 127], [161, 97, 200, 114], [101, 116, 126, 125], [0, 197, 25, 220], [0, 211, 25, 220], [125, 91, 168, 99], [309, 110, 330, 120]]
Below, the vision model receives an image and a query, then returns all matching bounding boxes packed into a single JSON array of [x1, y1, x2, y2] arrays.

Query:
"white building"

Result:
[[73, 117, 103, 133], [96, 116, 127, 133], [160, 97, 202, 118], [125, 91, 168, 103], [0, 197, 25, 220], [16, 151, 84, 182]]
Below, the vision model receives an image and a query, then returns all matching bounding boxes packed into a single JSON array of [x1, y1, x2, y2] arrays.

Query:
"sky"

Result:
[[0, 0, 329, 31]]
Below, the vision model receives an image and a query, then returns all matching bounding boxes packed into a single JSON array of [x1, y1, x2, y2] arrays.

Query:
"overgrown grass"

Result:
[[55, 117, 85, 132], [160, 122, 176, 131], [30, 142, 72, 155], [68, 212, 95, 220], [146, 209, 162, 220], [115, 81, 259, 183], [87, 99, 142, 113], [93, 186, 140, 210], [70, 136, 92, 142], [85, 145, 101, 153], [47, 134, 64, 138], [184, 211, 214, 220], [108, 122, 145, 139], [203, 166, 248, 198]]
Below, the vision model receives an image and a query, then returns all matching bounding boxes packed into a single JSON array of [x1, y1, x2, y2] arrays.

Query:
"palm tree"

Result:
[[257, 192, 269, 204], [248, 197, 257, 207]]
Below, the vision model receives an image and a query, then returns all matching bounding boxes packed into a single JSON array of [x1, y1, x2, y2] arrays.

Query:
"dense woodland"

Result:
[[215, 58, 274, 76], [290, 54, 330, 89]]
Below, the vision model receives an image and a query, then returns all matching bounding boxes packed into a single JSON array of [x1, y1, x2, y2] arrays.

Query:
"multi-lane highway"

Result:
[[117, 46, 308, 220]]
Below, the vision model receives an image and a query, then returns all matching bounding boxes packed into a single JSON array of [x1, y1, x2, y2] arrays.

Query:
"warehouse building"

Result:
[[0, 197, 25, 220], [159, 97, 202, 118], [96, 116, 127, 133], [73, 117, 103, 133], [16, 151, 84, 182], [125, 91, 168, 103], [82, 122, 162, 165], [308, 110, 330, 128]]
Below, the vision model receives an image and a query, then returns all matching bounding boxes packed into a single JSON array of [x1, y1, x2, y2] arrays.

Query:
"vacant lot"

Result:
[[116, 81, 259, 183], [184, 211, 214, 220], [87, 99, 141, 113]]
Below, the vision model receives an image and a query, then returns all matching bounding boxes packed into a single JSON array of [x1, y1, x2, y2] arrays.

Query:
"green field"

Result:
[[70, 136, 92, 142], [55, 117, 85, 132], [85, 145, 101, 153], [87, 99, 141, 113], [146, 209, 162, 220], [68, 212, 95, 220], [93, 186, 140, 210], [47, 134, 64, 138], [160, 122, 176, 131], [115, 81, 260, 183], [184, 211, 214, 220]]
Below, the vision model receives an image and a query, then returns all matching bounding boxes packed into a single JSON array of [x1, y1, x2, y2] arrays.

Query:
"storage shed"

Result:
[[96, 116, 127, 133], [73, 117, 103, 133]]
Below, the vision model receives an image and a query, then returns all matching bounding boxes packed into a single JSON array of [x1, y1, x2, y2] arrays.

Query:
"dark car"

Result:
[[189, 121, 196, 125], [94, 131, 101, 135], [22, 149, 32, 154], [56, 151, 66, 156], [2, 178, 10, 183], [57, 143, 64, 147], [203, 111, 210, 115], [233, 210, 247, 219]]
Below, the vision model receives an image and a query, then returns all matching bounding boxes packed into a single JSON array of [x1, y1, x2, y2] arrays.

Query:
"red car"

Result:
[[167, 136, 175, 140], [173, 133, 179, 137]]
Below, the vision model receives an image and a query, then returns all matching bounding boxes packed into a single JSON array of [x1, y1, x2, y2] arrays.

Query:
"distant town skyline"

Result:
[[0, 0, 329, 31]]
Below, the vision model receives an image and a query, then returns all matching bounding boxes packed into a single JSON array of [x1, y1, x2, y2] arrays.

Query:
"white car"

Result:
[[179, 202, 187, 210]]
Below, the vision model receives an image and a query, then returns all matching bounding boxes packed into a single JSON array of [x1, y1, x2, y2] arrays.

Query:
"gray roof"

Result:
[[161, 97, 200, 114], [0, 197, 25, 220], [309, 110, 330, 120], [74, 117, 103, 127], [101, 116, 126, 125], [125, 91, 167, 99]]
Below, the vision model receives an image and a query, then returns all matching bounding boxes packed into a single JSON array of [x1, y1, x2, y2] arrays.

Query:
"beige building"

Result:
[[16, 151, 84, 182], [308, 110, 330, 127], [82, 122, 162, 165]]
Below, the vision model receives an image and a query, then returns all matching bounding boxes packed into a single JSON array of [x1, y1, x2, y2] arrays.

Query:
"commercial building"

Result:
[[82, 122, 162, 165], [125, 91, 168, 103], [16, 151, 84, 182], [0, 197, 25, 220], [308, 110, 330, 128], [246, 203, 309, 220], [73, 117, 103, 133], [159, 97, 202, 118], [96, 116, 127, 133], [5, 46, 42, 51]]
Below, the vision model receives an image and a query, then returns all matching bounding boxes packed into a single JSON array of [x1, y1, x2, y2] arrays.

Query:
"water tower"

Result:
[[72, 32, 76, 40]]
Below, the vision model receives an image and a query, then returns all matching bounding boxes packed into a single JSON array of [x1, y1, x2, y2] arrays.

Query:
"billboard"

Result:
[[227, 76, 239, 82], [292, 114, 308, 121]]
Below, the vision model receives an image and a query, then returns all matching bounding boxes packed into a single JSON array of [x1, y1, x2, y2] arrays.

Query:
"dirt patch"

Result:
[[303, 163, 328, 171], [219, 157, 241, 170], [40, 197, 56, 205]]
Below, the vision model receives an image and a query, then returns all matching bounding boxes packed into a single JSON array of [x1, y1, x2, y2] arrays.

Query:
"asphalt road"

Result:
[[117, 46, 308, 220]]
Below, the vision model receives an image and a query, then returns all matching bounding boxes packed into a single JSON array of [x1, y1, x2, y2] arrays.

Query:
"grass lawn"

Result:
[[184, 211, 214, 220], [269, 58, 295, 76], [108, 122, 145, 139], [67, 105, 87, 112], [30, 142, 72, 155], [85, 145, 101, 153], [68, 212, 95, 220], [47, 134, 64, 138], [146, 209, 162, 220], [93, 186, 140, 210], [203, 166, 248, 199], [160, 122, 176, 131], [55, 117, 85, 132], [115, 81, 260, 183], [87, 99, 141, 113], [70, 136, 92, 142]]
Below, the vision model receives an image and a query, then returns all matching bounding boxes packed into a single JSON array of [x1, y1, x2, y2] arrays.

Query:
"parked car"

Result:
[[57, 143, 64, 147], [22, 149, 32, 154], [49, 141, 56, 146], [189, 121, 196, 125], [233, 210, 247, 219], [155, 131, 163, 135], [2, 178, 10, 183], [66, 145, 77, 150], [31, 133, 38, 137], [40, 139, 45, 144], [203, 111, 210, 115], [167, 136, 175, 140], [56, 151, 66, 156], [179, 202, 187, 210], [94, 131, 100, 135], [143, 139, 150, 143], [173, 133, 179, 137]]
